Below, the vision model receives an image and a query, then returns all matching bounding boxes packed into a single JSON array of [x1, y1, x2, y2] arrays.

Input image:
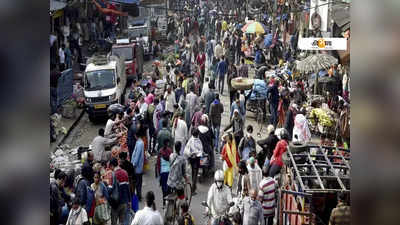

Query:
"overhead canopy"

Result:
[[332, 4, 350, 31], [50, 0, 67, 12], [109, 0, 140, 4]]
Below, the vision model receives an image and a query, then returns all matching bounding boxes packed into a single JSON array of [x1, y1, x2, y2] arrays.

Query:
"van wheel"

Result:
[[120, 90, 126, 105], [88, 115, 96, 123]]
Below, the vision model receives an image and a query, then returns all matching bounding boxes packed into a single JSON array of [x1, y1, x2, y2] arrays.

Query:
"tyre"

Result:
[[184, 183, 192, 207], [289, 142, 308, 154], [88, 114, 96, 123], [165, 200, 175, 224]]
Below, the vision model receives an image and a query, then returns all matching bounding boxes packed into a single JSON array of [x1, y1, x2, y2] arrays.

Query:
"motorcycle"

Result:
[[202, 201, 237, 225], [198, 153, 212, 183]]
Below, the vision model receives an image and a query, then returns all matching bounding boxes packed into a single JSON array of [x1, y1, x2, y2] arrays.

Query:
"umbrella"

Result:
[[296, 54, 338, 94], [209, 9, 217, 16], [264, 33, 273, 48], [108, 103, 125, 114], [296, 54, 338, 74], [242, 21, 266, 34]]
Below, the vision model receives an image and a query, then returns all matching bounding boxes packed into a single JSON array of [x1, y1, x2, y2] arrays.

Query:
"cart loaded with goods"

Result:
[[307, 106, 337, 139]]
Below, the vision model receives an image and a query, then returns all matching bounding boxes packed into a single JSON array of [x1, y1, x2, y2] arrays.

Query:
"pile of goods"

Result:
[[308, 107, 337, 136], [50, 145, 89, 181], [231, 77, 254, 90], [155, 79, 167, 96]]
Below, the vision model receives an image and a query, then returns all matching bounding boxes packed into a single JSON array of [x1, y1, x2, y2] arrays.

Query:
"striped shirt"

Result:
[[258, 177, 276, 217]]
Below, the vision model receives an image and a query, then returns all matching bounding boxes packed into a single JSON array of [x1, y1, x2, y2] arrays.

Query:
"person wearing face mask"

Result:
[[238, 125, 256, 161], [246, 157, 263, 193], [241, 189, 263, 225], [206, 170, 233, 223]]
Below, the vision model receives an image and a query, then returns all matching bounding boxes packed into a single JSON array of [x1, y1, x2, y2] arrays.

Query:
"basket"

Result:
[[231, 77, 254, 90]]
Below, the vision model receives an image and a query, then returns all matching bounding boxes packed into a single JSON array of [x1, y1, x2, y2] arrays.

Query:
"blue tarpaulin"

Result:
[[264, 34, 273, 48], [108, 0, 140, 4], [310, 70, 328, 79], [57, 69, 73, 107], [248, 79, 268, 100]]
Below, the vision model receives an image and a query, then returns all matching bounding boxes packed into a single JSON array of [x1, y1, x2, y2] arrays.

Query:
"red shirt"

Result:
[[106, 3, 117, 24], [196, 53, 206, 70], [270, 140, 288, 167], [110, 167, 129, 186]]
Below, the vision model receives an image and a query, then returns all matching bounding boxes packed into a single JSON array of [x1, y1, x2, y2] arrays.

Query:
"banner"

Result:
[[298, 38, 347, 50]]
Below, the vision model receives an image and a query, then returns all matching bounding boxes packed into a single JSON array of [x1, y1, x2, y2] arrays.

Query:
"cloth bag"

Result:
[[94, 203, 111, 224]]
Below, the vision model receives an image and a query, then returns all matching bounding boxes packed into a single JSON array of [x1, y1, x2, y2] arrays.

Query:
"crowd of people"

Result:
[[51, 1, 351, 225]]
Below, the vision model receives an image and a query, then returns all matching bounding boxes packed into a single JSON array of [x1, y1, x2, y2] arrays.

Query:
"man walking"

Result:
[[108, 158, 131, 225], [217, 56, 228, 95], [209, 94, 224, 152], [258, 166, 276, 225], [131, 130, 145, 201], [267, 80, 280, 127], [242, 189, 264, 225]]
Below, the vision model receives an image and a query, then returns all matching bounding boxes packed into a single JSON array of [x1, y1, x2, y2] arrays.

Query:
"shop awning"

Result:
[[332, 4, 350, 31], [50, 0, 67, 12]]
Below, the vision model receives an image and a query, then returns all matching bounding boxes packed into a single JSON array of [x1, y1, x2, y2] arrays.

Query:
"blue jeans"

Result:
[[218, 75, 225, 94], [212, 124, 220, 152], [269, 102, 278, 127]]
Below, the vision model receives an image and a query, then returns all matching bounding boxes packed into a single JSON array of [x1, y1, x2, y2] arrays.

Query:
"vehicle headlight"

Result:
[[109, 93, 117, 101], [85, 97, 91, 103]]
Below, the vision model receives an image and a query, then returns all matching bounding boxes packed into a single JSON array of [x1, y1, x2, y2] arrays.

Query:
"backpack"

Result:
[[184, 214, 194, 225], [73, 176, 95, 217], [109, 172, 120, 209]]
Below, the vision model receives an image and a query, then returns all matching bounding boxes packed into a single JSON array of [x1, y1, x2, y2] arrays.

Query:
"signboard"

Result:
[[309, 0, 329, 32], [298, 38, 347, 50], [57, 69, 74, 107]]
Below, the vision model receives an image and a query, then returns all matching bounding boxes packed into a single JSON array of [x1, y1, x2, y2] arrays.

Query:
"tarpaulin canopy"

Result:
[[264, 33, 273, 48], [50, 0, 67, 12], [108, 0, 140, 4]]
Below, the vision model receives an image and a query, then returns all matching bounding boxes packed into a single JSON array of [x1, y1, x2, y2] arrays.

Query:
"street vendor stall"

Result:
[[278, 144, 350, 225], [296, 54, 338, 95]]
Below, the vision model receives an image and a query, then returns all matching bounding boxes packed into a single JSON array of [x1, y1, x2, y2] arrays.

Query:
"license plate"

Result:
[[94, 104, 107, 109]]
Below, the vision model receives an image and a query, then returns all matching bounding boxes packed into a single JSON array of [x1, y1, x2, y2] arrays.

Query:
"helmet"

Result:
[[214, 170, 224, 182]]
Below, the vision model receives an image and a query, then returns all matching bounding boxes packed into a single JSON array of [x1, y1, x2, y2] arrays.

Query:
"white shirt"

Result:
[[104, 119, 115, 137], [59, 48, 65, 64], [139, 102, 148, 115], [66, 206, 88, 225], [50, 34, 57, 46], [247, 164, 263, 192], [131, 207, 163, 225], [91, 135, 117, 162], [207, 183, 233, 218], [172, 118, 188, 143], [164, 91, 176, 113]]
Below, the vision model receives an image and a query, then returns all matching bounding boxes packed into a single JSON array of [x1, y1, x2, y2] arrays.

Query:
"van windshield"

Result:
[[85, 69, 116, 91], [112, 47, 133, 61]]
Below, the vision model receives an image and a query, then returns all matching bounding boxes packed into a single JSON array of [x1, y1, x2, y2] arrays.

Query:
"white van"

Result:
[[83, 54, 126, 122]]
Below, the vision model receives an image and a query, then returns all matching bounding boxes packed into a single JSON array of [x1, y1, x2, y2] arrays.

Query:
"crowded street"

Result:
[[50, 0, 351, 225]]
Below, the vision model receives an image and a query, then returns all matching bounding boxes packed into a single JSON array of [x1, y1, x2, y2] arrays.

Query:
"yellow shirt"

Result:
[[222, 20, 228, 31], [182, 78, 189, 93]]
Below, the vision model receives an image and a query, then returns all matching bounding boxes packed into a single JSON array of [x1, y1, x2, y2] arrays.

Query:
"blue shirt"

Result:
[[266, 85, 279, 105], [217, 60, 228, 77], [160, 158, 170, 173], [131, 138, 144, 174]]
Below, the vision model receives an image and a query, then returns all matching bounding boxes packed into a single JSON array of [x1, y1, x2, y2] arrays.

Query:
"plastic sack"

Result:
[[131, 194, 139, 212]]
